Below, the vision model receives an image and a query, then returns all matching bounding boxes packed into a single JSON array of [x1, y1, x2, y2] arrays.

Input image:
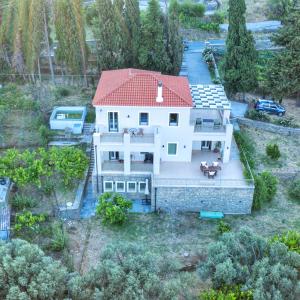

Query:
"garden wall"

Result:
[[237, 117, 300, 136], [153, 185, 254, 214]]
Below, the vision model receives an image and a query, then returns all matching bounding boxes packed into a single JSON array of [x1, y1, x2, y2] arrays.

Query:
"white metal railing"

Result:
[[100, 133, 123, 143], [153, 177, 254, 188]]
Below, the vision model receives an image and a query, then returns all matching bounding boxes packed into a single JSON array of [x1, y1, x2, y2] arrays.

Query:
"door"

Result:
[[109, 151, 119, 160], [201, 141, 212, 150], [108, 112, 118, 132]]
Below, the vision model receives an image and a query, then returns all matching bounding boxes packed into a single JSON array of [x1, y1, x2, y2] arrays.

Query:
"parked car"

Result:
[[254, 99, 286, 116]]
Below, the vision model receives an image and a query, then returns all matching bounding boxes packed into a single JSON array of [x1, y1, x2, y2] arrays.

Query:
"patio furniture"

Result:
[[123, 128, 128, 134], [208, 171, 216, 179], [129, 128, 138, 136], [200, 161, 207, 171], [212, 162, 221, 170], [137, 128, 144, 136], [214, 120, 222, 129], [203, 166, 210, 175]]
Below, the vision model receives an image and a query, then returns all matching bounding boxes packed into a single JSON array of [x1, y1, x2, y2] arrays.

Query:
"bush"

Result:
[[266, 143, 281, 160], [253, 172, 277, 210], [55, 86, 71, 98], [200, 286, 253, 300], [217, 220, 231, 235], [288, 178, 300, 202], [96, 192, 132, 225], [198, 228, 300, 299], [245, 109, 270, 122], [39, 124, 52, 146], [210, 11, 226, 25], [273, 117, 299, 128], [50, 221, 67, 251], [271, 231, 300, 254], [14, 211, 46, 232], [85, 109, 96, 123], [178, 1, 205, 18], [11, 194, 37, 210]]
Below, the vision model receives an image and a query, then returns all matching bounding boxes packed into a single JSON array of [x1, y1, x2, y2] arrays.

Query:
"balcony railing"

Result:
[[99, 132, 156, 144], [130, 134, 154, 144], [100, 133, 123, 143]]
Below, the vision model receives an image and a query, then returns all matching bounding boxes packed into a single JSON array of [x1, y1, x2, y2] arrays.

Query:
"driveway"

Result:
[[184, 41, 212, 85]]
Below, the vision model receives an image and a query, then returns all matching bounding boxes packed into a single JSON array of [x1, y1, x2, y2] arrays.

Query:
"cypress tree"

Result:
[[223, 0, 257, 96], [124, 0, 141, 67], [138, 0, 170, 73], [267, 8, 300, 106], [168, 0, 183, 75]]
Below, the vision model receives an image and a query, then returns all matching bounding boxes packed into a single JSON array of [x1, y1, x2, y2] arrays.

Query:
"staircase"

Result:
[[87, 142, 95, 178], [83, 123, 95, 135]]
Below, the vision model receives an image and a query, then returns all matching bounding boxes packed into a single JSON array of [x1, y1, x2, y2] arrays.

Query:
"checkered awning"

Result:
[[190, 84, 231, 110]]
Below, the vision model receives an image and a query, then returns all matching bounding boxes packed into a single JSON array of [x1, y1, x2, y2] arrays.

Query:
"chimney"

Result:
[[156, 81, 163, 103]]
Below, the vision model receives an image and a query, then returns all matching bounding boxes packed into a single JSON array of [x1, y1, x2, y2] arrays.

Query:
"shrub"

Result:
[[260, 171, 278, 202], [288, 178, 300, 202], [200, 286, 253, 300], [11, 194, 37, 210], [14, 211, 46, 232], [96, 192, 132, 225], [178, 1, 205, 18], [39, 124, 52, 146], [266, 143, 281, 160], [55, 86, 71, 98], [245, 109, 270, 122], [50, 221, 67, 251], [198, 228, 300, 299], [85, 109, 96, 123], [273, 117, 299, 128], [271, 231, 300, 254], [210, 11, 226, 25], [253, 172, 277, 210], [217, 220, 231, 235]]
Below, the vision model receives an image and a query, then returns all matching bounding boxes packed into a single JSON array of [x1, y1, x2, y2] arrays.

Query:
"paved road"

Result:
[[220, 20, 281, 33], [183, 41, 212, 85]]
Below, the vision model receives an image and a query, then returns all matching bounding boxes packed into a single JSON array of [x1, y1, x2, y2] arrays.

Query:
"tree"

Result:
[[267, 9, 300, 106], [267, 0, 297, 21], [68, 242, 193, 300], [54, 0, 88, 85], [168, 0, 183, 75], [96, 192, 132, 225], [198, 228, 300, 300], [89, 0, 126, 71], [223, 0, 257, 96], [138, 0, 171, 73], [0, 239, 67, 299]]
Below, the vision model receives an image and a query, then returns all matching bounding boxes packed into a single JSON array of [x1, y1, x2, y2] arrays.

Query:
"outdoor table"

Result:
[[129, 128, 138, 136]]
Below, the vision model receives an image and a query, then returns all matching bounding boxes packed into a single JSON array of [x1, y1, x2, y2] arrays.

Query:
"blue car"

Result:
[[254, 99, 286, 116]]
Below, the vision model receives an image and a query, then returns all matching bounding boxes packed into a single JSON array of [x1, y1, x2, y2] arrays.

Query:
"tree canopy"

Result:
[[223, 0, 257, 96]]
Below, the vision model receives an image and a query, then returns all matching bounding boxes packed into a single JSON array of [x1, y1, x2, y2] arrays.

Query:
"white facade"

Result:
[[93, 102, 233, 177]]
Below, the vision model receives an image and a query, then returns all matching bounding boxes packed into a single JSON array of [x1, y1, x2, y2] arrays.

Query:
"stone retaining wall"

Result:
[[154, 185, 254, 214], [237, 117, 300, 136]]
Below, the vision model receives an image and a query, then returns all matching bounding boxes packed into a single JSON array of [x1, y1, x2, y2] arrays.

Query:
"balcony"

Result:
[[191, 118, 226, 133]]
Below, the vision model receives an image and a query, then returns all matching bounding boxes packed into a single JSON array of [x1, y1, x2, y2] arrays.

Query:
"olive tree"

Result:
[[0, 239, 68, 299]]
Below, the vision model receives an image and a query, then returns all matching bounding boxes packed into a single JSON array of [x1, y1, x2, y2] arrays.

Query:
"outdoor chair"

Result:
[[200, 161, 207, 171], [212, 161, 221, 170], [208, 171, 216, 179], [137, 128, 144, 136], [123, 128, 128, 134]]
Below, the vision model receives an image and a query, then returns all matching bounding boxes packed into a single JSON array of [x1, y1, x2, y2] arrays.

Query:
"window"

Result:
[[139, 182, 146, 193], [139, 112, 149, 126], [168, 143, 177, 155], [104, 181, 113, 192], [127, 182, 137, 193], [169, 113, 179, 126], [115, 181, 125, 192]]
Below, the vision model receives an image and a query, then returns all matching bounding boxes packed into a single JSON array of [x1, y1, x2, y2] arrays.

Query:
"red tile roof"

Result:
[[92, 68, 193, 107]]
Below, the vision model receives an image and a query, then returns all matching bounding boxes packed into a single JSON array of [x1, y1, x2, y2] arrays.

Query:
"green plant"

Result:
[[55, 86, 71, 98], [50, 221, 67, 251], [273, 117, 299, 128], [260, 171, 278, 202], [14, 211, 46, 232], [200, 286, 253, 300], [217, 220, 231, 235], [266, 143, 281, 160], [288, 178, 300, 202], [39, 124, 52, 146], [85, 109, 96, 123], [11, 194, 37, 210], [270, 231, 300, 254], [96, 192, 132, 225], [245, 109, 270, 122]]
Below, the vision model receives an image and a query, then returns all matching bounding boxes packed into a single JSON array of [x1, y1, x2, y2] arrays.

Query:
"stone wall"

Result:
[[237, 117, 300, 136], [153, 185, 254, 214]]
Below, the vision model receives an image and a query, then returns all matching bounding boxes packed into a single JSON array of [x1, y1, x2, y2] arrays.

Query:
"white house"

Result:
[[92, 69, 254, 214]]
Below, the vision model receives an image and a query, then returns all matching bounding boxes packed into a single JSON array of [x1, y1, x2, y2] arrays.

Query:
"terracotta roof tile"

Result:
[[92, 68, 193, 107]]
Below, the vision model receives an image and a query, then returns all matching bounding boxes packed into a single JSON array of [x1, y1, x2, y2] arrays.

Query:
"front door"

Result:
[[201, 141, 212, 150], [108, 112, 118, 132], [109, 151, 119, 160]]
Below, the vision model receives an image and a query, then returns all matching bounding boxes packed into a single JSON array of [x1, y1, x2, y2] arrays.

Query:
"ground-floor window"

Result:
[[115, 181, 125, 192], [104, 181, 114, 192], [127, 181, 137, 193], [139, 182, 146, 193]]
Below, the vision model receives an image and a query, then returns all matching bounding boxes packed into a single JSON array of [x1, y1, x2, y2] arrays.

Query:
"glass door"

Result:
[[108, 112, 118, 132], [201, 141, 212, 150]]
